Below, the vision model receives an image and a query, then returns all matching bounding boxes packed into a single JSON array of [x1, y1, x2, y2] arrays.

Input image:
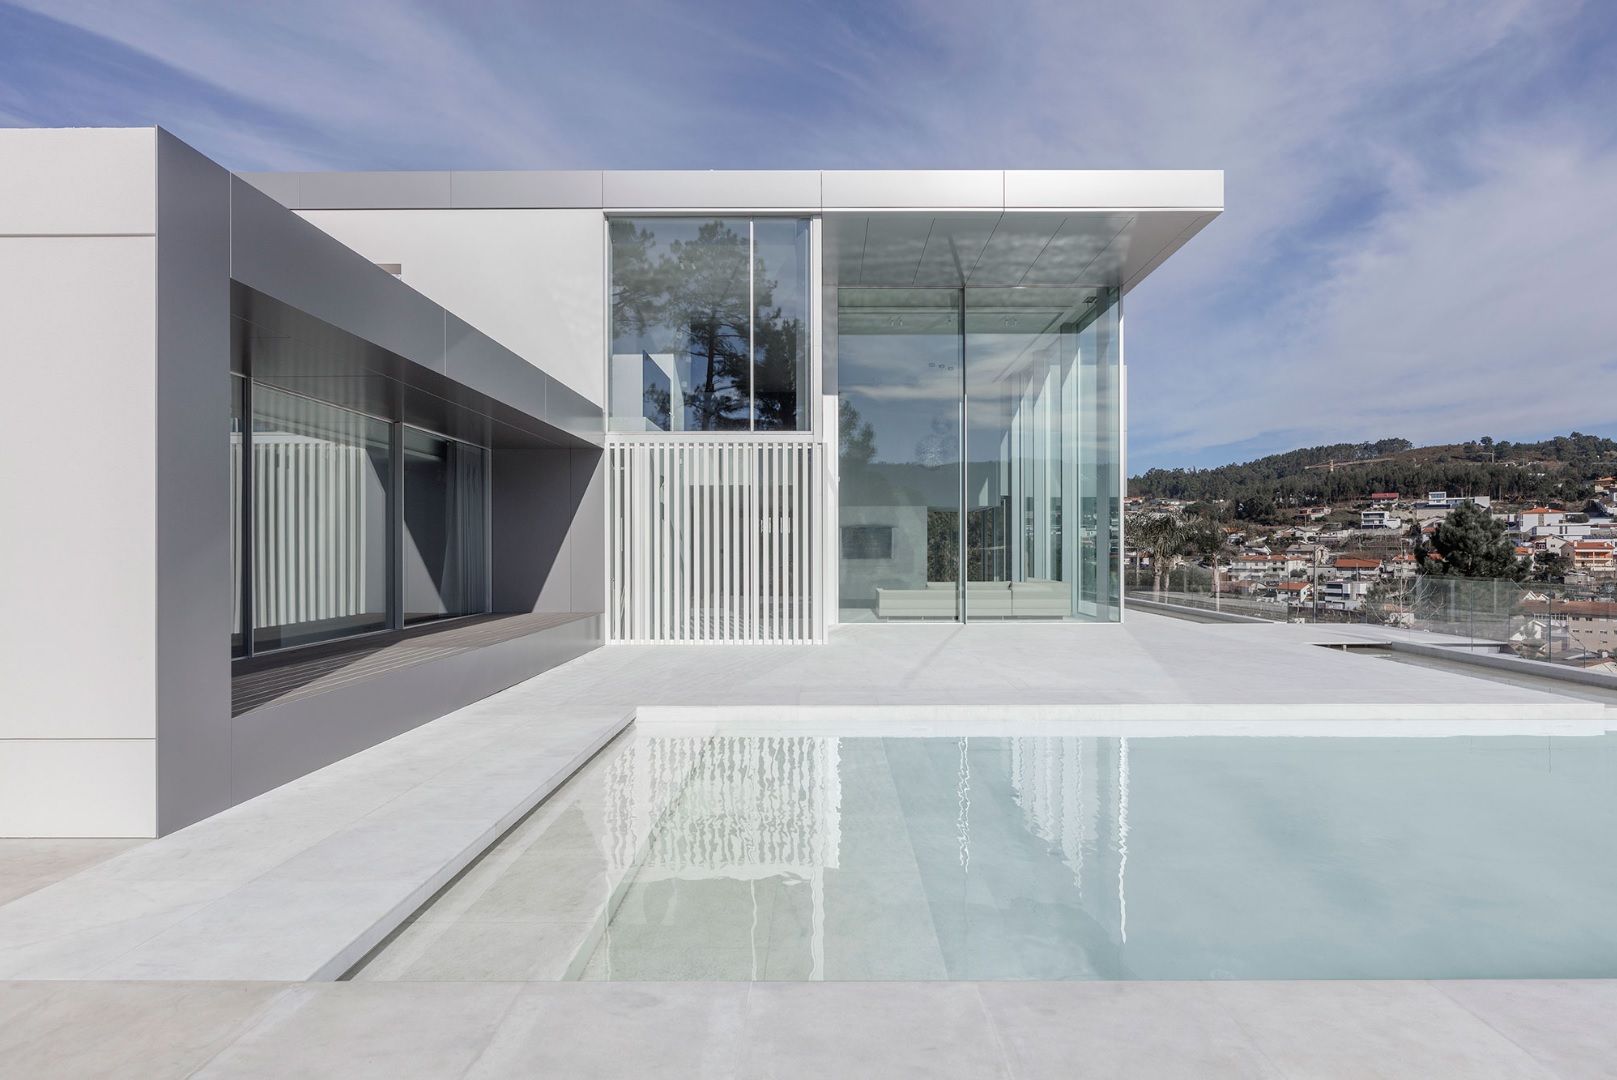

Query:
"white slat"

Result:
[[607, 439, 821, 644]]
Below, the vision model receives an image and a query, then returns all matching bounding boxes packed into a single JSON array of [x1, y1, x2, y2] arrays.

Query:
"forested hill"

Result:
[[1130, 433, 1617, 508]]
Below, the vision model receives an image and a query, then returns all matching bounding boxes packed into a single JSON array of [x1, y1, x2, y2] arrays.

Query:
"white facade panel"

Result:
[[451, 170, 603, 209], [298, 208, 607, 405], [0, 235, 158, 740], [821, 170, 1003, 209], [0, 128, 156, 235], [0, 740, 156, 837], [1004, 170, 1225, 209], [602, 170, 821, 210]]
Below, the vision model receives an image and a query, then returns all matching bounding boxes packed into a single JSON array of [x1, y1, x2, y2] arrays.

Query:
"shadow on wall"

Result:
[[492, 446, 603, 614]]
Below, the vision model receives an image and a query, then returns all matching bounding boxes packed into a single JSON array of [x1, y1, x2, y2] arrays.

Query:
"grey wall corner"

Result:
[[489, 447, 606, 616], [569, 448, 607, 614], [154, 129, 234, 834]]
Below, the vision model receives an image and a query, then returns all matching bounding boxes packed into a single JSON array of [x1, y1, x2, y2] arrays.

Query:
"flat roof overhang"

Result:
[[239, 168, 1221, 293], [824, 209, 1216, 293]]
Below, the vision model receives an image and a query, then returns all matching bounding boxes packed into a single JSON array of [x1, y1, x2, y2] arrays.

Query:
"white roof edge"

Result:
[[235, 168, 1225, 213]]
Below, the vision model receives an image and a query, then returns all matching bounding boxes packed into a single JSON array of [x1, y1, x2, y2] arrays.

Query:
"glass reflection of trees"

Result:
[[610, 218, 808, 432]]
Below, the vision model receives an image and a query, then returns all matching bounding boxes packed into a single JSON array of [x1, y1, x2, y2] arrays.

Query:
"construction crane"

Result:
[[1302, 455, 1402, 473]]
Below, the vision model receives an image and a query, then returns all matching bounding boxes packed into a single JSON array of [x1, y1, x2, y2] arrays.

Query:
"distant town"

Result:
[[1126, 433, 1617, 672]]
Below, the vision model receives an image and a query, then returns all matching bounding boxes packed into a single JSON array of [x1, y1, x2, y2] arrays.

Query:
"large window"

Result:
[[234, 382, 492, 656], [835, 289, 963, 621], [609, 216, 811, 433], [249, 386, 393, 651], [403, 428, 488, 624], [836, 286, 1121, 623], [231, 375, 247, 657]]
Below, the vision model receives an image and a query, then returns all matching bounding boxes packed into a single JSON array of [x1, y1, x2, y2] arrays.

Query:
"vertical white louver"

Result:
[[251, 438, 370, 630], [608, 438, 823, 644]]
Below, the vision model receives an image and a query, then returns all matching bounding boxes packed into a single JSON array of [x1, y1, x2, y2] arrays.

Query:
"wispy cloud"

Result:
[[4, 0, 1613, 468]]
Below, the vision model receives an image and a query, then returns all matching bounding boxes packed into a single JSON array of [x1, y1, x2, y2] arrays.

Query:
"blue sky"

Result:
[[4, 0, 1615, 471]]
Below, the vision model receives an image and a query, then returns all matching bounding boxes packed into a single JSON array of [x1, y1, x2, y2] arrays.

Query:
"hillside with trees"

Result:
[[1131, 433, 1617, 518]]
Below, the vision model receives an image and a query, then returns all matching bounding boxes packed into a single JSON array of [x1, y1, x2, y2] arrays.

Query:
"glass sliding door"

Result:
[[964, 287, 1121, 620], [1079, 288, 1123, 620], [835, 285, 1122, 623], [835, 288, 962, 622], [250, 386, 393, 650], [402, 427, 489, 625]]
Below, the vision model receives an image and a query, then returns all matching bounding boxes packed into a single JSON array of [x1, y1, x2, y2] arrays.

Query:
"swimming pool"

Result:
[[354, 728, 1617, 981]]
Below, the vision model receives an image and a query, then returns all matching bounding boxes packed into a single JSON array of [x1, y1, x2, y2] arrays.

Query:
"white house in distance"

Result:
[[0, 127, 1221, 837], [1359, 508, 1401, 530]]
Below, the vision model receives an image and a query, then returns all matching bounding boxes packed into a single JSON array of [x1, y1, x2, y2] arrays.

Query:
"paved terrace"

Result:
[[0, 612, 1612, 1076], [2, 978, 1612, 1078]]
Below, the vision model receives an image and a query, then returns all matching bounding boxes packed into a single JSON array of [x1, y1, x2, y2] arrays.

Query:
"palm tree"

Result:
[[1184, 517, 1232, 611], [1128, 512, 1188, 598]]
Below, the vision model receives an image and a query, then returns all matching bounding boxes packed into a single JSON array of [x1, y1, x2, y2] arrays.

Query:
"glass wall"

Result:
[[752, 218, 812, 431], [964, 288, 1121, 620], [836, 289, 963, 622], [231, 375, 246, 657], [609, 217, 811, 433], [250, 386, 393, 651], [234, 384, 493, 656], [403, 428, 488, 624], [837, 287, 1121, 622]]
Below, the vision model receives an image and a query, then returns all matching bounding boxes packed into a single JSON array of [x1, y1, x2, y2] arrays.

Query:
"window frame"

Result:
[[232, 376, 495, 661]]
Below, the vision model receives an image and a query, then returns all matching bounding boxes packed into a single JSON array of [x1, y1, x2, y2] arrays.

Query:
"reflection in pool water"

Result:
[[360, 731, 1617, 982]]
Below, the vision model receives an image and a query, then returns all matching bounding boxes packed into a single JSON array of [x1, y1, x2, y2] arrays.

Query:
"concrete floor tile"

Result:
[[465, 982, 747, 1078], [0, 981, 287, 1080], [742, 982, 1011, 1079], [1434, 979, 1617, 1079], [0, 878, 238, 979], [980, 981, 1279, 1079], [0, 840, 143, 905], [194, 982, 520, 1080], [1211, 980, 1557, 1079], [91, 880, 414, 981]]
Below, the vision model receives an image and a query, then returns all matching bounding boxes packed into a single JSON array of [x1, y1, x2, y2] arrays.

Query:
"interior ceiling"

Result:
[[824, 210, 1214, 291]]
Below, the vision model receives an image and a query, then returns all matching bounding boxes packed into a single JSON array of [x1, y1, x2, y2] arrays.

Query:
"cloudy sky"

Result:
[[4, 0, 1614, 471]]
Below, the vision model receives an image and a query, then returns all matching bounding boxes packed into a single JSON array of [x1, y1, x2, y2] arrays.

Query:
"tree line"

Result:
[[1130, 433, 1617, 512]]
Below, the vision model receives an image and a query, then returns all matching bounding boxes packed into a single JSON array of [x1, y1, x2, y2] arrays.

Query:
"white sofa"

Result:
[[875, 579, 1069, 619]]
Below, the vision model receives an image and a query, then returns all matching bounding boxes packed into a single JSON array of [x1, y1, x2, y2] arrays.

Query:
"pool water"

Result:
[[356, 730, 1617, 982]]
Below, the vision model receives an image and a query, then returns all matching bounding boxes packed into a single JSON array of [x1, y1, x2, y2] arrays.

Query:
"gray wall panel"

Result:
[[236, 171, 300, 208], [445, 312, 549, 422], [295, 170, 453, 209], [602, 170, 820, 209], [154, 130, 234, 834], [229, 177, 448, 373], [229, 617, 602, 803], [491, 449, 572, 613], [568, 449, 607, 614], [452, 171, 603, 208], [544, 379, 605, 447], [489, 448, 604, 615]]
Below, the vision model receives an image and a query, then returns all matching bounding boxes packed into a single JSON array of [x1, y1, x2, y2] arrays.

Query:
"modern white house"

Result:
[[0, 127, 1221, 836]]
